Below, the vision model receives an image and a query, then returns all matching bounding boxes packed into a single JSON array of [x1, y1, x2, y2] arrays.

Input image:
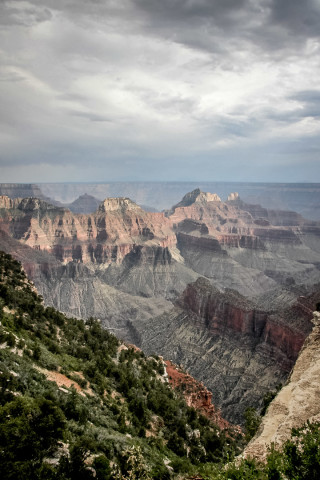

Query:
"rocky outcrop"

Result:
[[227, 192, 239, 202], [0, 195, 196, 339], [138, 278, 320, 423], [178, 278, 308, 365], [243, 310, 320, 460], [170, 188, 221, 211], [2, 190, 319, 299], [165, 360, 232, 431], [0, 195, 17, 209], [0, 195, 176, 265], [167, 189, 320, 297], [2, 181, 317, 220]]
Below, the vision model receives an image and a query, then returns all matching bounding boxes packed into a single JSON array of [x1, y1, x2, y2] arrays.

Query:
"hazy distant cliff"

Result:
[[36, 181, 320, 220]]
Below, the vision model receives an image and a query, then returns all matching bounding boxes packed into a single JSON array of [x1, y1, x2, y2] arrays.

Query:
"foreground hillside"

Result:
[[0, 251, 240, 479], [1, 251, 320, 479]]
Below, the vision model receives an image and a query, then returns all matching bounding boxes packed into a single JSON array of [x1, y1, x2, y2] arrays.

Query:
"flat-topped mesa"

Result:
[[98, 197, 141, 213]]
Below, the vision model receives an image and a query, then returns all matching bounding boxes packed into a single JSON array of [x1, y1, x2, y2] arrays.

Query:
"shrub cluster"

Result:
[[0, 251, 238, 479]]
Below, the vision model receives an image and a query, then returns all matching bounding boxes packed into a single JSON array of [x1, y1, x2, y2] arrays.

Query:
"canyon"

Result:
[[0, 186, 320, 423]]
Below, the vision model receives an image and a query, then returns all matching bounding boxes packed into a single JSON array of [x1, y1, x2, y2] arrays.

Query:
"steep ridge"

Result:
[[243, 309, 320, 460], [165, 360, 232, 431], [137, 277, 320, 423], [0, 195, 197, 337], [168, 189, 320, 297], [1, 190, 319, 301], [0, 250, 237, 478], [0, 216, 175, 344]]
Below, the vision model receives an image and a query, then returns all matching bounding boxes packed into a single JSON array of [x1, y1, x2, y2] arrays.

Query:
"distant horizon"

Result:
[[2, 180, 320, 185]]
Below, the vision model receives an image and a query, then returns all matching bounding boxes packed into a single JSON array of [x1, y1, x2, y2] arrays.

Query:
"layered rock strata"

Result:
[[168, 189, 320, 297], [137, 277, 319, 423], [0, 195, 176, 265], [243, 310, 320, 460], [1, 189, 320, 425], [165, 360, 232, 431]]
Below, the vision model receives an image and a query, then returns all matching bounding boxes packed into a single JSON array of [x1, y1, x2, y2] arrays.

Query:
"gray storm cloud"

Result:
[[0, 0, 319, 182]]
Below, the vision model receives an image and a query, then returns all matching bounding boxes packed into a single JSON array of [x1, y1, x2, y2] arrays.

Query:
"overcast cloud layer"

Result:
[[0, 0, 320, 182]]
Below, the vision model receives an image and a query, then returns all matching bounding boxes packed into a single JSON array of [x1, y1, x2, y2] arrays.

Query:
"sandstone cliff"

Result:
[[0, 195, 176, 265], [165, 360, 232, 431], [243, 310, 320, 460], [169, 189, 320, 297], [2, 190, 319, 300], [138, 277, 320, 423]]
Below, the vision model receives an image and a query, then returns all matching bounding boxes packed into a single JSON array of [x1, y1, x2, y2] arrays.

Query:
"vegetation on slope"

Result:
[[0, 251, 239, 479], [1, 250, 319, 479], [204, 421, 320, 480]]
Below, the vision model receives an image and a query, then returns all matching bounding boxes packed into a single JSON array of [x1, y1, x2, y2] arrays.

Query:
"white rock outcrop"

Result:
[[243, 310, 320, 460]]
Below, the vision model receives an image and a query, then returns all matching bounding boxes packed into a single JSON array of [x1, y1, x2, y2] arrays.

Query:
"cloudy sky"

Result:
[[0, 0, 320, 183]]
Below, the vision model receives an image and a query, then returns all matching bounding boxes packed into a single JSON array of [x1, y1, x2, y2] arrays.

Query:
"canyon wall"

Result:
[[243, 310, 320, 460], [1, 189, 320, 424], [137, 277, 319, 423]]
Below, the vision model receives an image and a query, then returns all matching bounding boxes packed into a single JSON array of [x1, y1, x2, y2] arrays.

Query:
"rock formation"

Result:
[[165, 360, 232, 431], [243, 310, 320, 460], [0, 195, 176, 265], [168, 190, 320, 297], [1, 189, 320, 424], [137, 277, 320, 423]]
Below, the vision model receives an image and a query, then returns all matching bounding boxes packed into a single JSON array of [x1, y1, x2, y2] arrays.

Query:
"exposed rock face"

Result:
[[1, 189, 320, 426], [165, 360, 232, 431], [170, 188, 221, 211], [243, 310, 320, 460], [1, 181, 318, 220], [0, 195, 176, 265], [168, 190, 320, 297], [0, 195, 17, 209], [138, 277, 320, 423], [98, 197, 141, 213], [2, 189, 319, 300], [0, 195, 197, 342], [227, 192, 239, 202]]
